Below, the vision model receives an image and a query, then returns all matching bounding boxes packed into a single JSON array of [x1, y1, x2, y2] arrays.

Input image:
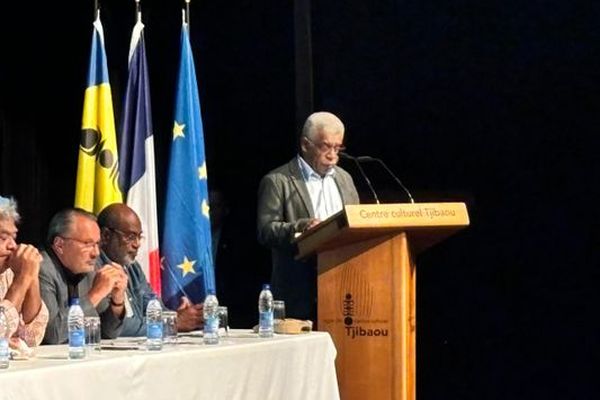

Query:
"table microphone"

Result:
[[355, 155, 415, 203], [339, 152, 380, 204]]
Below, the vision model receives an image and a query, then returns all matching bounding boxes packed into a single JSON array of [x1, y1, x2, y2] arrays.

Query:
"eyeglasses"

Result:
[[60, 236, 100, 250], [106, 227, 144, 243], [305, 137, 346, 153]]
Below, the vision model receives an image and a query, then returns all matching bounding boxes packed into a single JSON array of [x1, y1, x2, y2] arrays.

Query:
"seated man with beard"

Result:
[[97, 203, 203, 336]]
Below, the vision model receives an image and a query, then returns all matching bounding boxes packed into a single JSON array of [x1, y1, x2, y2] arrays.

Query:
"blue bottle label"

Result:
[[69, 329, 85, 347], [204, 316, 218, 334], [0, 338, 8, 357], [259, 311, 273, 329], [147, 322, 163, 339]]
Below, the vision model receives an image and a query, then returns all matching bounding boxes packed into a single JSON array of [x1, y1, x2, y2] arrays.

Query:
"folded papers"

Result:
[[275, 319, 313, 334], [9, 337, 35, 360], [253, 319, 313, 334]]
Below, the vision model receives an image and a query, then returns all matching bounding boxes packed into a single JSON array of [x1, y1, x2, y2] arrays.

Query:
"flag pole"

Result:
[[94, 0, 100, 20], [185, 0, 190, 25], [135, 0, 141, 22]]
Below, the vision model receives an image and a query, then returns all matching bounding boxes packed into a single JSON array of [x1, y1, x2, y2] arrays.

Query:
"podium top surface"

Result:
[[295, 202, 470, 258]]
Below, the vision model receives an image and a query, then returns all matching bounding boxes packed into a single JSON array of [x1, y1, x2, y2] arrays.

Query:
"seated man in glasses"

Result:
[[257, 111, 360, 322], [39, 208, 128, 344], [0, 195, 49, 349], [97, 203, 203, 336]]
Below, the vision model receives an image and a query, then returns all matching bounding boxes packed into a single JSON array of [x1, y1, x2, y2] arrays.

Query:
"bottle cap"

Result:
[[262, 283, 271, 290], [70, 297, 80, 306]]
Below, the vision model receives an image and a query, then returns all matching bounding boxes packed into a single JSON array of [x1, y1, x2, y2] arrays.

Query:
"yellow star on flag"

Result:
[[201, 198, 210, 218], [173, 121, 185, 140], [177, 256, 196, 277], [198, 162, 207, 180]]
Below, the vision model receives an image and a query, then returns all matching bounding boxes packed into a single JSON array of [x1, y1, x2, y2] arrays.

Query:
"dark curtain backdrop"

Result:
[[1, 0, 598, 397]]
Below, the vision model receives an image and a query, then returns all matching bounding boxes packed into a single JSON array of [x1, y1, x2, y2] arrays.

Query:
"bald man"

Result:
[[97, 203, 203, 336]]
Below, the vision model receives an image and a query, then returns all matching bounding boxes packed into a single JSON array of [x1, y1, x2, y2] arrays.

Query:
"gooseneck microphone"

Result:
[[340, 152, 415, 204], [356, 155, 415, 203], [339, 152, 380, 204]]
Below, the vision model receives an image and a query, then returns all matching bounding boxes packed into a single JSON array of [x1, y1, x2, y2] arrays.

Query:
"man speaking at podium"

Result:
[[257, 111, 359, 322]]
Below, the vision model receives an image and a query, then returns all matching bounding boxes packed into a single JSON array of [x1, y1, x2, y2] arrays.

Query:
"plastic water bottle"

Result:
[[0, 306, 10, 369], [203, 289, 219, 345], [258, 284, 274, 338], [68, 298, 85, 359], [146, 294, 163, 351]]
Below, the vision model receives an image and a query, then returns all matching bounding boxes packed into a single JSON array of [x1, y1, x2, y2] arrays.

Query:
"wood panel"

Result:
[[318, 232, 416, 400]]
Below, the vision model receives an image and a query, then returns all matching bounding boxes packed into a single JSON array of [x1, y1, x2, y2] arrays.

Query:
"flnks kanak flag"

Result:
[[118, 19, 161, 294], [75, 16, 122, 213], [161, 22, 215, 309]]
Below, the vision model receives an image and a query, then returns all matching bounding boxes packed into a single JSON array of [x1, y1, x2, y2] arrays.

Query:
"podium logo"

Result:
[[342, 292, 389, 339], [343, 293, 354, 326]]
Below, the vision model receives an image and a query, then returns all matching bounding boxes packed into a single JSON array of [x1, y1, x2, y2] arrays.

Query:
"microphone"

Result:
[[356, 155, 415, 203], [339, 152, 380, 204]]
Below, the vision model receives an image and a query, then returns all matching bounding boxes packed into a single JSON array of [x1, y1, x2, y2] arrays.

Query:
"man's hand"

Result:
[[3, 244, 42, 312], [304, 218, 321, 231], [176, 296, 204, 332], [88, 264, 125, 306], [109, 263, 128, 304], [7, 244, 42, 282]]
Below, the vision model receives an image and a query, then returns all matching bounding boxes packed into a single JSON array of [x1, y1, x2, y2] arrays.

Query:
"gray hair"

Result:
[[46, 208, 97, 245], [301, 111, 345, 140], [0, 196, 20, 223]]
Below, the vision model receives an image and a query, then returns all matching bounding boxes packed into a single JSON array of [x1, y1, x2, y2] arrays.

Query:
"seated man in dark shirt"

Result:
[[97, 203, 203, 336]]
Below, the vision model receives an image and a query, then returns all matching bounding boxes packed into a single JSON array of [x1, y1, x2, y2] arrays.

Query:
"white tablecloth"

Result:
[[0, 330, 340, 400]]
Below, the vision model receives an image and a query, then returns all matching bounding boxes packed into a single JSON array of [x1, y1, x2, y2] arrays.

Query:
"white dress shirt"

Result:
[[297, 156, 343, 220]]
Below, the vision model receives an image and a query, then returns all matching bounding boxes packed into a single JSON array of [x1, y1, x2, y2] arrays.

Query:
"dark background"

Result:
[[1, 0, 598, 398]]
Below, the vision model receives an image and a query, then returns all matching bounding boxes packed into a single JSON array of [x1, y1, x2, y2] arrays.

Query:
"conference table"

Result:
[[0, 330, 340, 400]]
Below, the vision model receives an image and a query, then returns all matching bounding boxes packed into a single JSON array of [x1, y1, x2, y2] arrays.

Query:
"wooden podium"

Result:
[[295, 203, 469, 400]]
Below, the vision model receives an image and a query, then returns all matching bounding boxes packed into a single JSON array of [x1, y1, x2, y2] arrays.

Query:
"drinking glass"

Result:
[[162, 311, 178, 344], [84, 316, 101, 355], [273, 300, 286, 323], [217, 306, 229, 337]]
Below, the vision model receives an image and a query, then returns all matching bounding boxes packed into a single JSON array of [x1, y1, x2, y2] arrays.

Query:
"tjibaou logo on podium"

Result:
[[339, 265, 390, 339]]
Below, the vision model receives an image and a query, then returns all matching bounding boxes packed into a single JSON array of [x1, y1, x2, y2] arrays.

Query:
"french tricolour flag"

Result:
[[118, 16, 161, 294]]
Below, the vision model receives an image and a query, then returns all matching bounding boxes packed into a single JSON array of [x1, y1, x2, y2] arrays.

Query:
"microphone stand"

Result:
[[339, 152, 380, 204], [357, 156, 415, 203]]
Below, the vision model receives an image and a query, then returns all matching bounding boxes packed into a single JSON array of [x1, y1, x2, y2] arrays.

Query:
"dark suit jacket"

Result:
[[257, 157, 360, 321], [39, 249, 123, 344]]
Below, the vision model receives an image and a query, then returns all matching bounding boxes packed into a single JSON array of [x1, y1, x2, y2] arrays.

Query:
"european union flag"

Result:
[[161, 22, 215, 310]]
